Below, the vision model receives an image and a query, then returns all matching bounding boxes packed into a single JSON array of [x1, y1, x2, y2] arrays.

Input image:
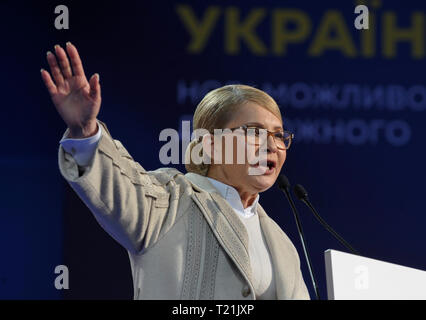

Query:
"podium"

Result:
[[325, 249, 426, 300]]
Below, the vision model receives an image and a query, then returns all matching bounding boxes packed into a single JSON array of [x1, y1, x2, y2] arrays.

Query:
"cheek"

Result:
[[225, 164, 247, 180], [279, 151, 287, 167], [244, 144, 263, 164]]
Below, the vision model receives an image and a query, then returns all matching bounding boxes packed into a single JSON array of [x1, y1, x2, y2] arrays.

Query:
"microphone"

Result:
[[293, 184, 360, 256], [277, 175, 321, 300]]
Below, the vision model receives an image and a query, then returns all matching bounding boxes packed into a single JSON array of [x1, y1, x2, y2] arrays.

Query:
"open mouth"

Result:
[[251, 160, 277, 171], [267, 160, 276, 170]]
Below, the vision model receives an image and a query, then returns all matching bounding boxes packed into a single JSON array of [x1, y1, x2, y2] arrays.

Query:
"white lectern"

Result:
[[325, 249, 426, 300]]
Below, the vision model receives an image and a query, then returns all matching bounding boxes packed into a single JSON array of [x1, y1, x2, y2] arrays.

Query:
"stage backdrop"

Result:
[[0, 0, 425, 299]]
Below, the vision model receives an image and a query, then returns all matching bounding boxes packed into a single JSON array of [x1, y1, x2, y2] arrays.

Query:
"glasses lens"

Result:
[[272, 132, 285, 149], [283, 132, 292, 149], [246, 127, 261, 145], [245, 127, 292, 150], [272, 131, 292, 150]]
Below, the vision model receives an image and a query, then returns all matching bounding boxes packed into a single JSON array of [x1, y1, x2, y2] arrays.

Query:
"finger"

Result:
[[40, 68, 58, 96], [46, 50, 65, 86], [65, 41, 86, 77], [89, 73, 101, 100], [54, 44, 73, 79]]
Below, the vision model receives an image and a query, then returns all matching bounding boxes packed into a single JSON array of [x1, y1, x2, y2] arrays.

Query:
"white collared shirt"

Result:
[[59, 124, 276, 299], [206, 177, 276, 300], [59, 121, 102, 166]]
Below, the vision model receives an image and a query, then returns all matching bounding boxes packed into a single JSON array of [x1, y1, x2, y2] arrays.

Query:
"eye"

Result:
[[274, 132, 285, 139], [246, 127, 261, 135]]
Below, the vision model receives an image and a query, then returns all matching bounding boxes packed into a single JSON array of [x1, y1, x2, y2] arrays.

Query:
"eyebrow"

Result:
[[245, 122, 283, 131]]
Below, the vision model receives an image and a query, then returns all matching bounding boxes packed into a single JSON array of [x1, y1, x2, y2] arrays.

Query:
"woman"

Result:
[[41, 42, 310, 300]]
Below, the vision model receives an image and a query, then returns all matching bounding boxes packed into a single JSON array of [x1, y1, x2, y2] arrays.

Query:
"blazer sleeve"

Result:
[[58, 120, 187, 254]]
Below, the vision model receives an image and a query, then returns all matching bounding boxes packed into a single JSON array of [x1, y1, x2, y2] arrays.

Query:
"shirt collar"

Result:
[[206, 177, 260, 219]]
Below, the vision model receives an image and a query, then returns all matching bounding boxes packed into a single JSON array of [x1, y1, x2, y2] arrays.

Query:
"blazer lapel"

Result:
[[257, 203, 293, 299], [184, 173, 254, 289]]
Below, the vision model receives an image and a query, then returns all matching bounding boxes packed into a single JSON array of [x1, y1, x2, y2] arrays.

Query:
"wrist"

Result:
[[68, 120, 98, 139]]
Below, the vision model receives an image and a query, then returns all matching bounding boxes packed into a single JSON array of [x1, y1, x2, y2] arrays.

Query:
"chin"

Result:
[[248, 173, 277, 192]]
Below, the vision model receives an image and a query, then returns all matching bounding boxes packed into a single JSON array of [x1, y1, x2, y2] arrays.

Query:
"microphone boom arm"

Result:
[[278, 185, 321, 300], [301, 198, 360, 256]]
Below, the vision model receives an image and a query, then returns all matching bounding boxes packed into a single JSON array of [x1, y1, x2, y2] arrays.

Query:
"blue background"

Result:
[[0, 0, 425, 299]]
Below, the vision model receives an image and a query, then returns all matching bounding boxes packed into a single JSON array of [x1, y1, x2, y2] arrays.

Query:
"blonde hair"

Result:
[[184, 84, 282, 176]]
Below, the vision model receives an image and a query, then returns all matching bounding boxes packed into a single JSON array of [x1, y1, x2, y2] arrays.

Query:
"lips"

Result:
[[267, 159, 276, 170], [251, 159, 277, 170]]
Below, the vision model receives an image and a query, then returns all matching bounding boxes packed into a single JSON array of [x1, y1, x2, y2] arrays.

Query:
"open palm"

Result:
[[41, 42, 101, 138]]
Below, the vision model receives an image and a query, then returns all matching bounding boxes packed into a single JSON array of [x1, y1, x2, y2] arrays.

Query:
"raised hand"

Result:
[[41, 42, 101, 138]]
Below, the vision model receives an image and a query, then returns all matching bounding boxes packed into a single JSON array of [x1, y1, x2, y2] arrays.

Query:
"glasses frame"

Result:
[[210, 124, 294, 150]]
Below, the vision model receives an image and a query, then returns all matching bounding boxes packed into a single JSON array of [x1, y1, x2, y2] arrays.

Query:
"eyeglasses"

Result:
[[217, 125, 294, 150]]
